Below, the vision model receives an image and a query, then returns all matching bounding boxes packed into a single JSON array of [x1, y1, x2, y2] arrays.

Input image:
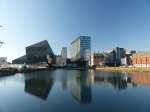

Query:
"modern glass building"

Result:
[[26, 40, 55, 65], [12, 40, 55, 66], [71, 36, 91, 63]]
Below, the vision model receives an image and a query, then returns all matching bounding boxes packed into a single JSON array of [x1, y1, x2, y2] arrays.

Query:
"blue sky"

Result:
[[0, 0, 150, 62]]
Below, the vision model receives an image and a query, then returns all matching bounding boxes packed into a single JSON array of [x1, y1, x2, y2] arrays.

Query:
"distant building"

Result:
[[121, 54, 132, 66], [0, 57, 8, 67], [61, 47, 67, 59], [71, 36, 91, 66], [90, 52, 104, 67], [126, 50, 136, 54], [104, 47, 125, 67], [132, 52, 150, 67], [55, 47, 67, 67], [12, 40, 55, 66], [121, 50, 136, 66], [12, 55, 26, 64], [0, 57, 7, 62]]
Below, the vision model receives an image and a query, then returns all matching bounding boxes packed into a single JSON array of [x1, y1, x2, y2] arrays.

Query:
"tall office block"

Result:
[[61, 47, 67, 59], [71, 36, 91, 64]]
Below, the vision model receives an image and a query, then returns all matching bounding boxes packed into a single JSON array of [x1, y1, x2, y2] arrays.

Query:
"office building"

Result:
[[71, 36, 91, 65], [61, 47, 67, 59]]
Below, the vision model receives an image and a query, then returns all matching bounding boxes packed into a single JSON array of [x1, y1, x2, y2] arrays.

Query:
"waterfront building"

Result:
[[55, 47, 67, 67], [12, 40, 55, 66], [55, 55, 62, 66], [71, 36, 91, 66], [0, 57, 7, 62], [0, 57, 8, 67], [126, 50, 136, 54], [121, 54, 132, 66], [132, 52, 150, 67], [12, 55, 26, 64], [61, 47, 67, 59], [90, 52, 104, 67], [104, 47, 125, 67]]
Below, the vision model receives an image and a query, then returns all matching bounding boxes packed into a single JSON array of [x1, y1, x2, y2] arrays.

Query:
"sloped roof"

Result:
[[133, 52, 150, 56], [26, 40, 48, 48], [13, 55, 26, 60]]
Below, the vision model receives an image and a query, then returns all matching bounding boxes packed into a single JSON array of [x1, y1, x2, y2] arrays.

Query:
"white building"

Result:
[[61, 47, 67, 59], [55, 47, 67, 67]]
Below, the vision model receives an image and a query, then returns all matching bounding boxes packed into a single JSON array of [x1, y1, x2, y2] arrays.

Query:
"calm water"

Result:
[[0, 69, 150, 112]]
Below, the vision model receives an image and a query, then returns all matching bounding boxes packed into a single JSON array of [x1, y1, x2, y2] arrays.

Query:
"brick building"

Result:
[[132, 52, 150, 67], [90, 52, 104, 67]]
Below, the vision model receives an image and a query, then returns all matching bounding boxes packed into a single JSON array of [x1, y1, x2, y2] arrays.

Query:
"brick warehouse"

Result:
[[132, 52, 150, 67]]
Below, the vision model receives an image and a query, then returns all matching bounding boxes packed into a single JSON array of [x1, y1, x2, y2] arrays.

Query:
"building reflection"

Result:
[[71, 70, 92, 104], [25, 76, 54, 100], [131, 72, 150, 86], [107, 77, 128, 90], [92, 76, 105, 85], [61, 76, 67, 90], [91, 73, 138, 91]]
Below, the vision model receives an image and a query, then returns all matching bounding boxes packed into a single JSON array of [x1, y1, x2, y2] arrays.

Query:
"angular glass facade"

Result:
[[26, 40, 55, 65], [12, 40, 55, 66], [71, 36, 91, 62], [12, 55, 26, 64]]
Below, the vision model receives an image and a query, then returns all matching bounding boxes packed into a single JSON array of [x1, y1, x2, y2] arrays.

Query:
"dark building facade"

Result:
[[12, 55, 26, 64], [12, 40, 55, 66], [104, 47, 125, 67]]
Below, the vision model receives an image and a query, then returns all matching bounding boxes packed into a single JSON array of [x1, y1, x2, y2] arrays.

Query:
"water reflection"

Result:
[[91, 71, 138, 91], [61, 75, 67, 90], [71, 70, 92, 104], [1, 70, 150, 112], [107, 77, 130, 90], [131, 72, 150, 85], [24, 74, 54, 100]]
